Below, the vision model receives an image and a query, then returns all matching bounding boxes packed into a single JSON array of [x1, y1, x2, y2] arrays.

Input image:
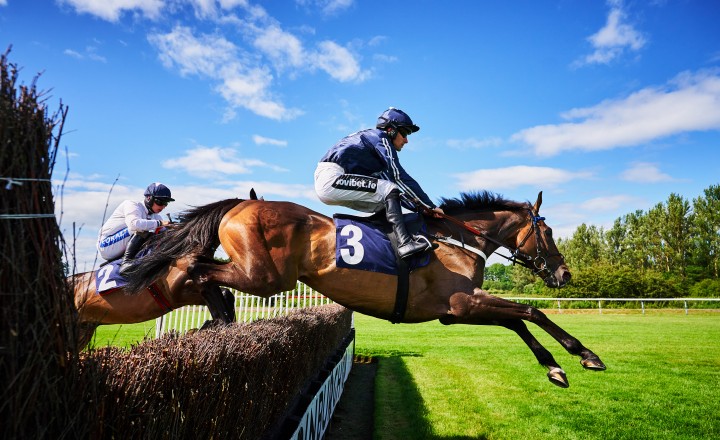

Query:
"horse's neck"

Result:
[[467, 210, 526, 253]]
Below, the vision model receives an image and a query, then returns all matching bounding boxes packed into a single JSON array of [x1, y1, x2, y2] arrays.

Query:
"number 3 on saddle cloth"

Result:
[[333, 212, 431, 275]]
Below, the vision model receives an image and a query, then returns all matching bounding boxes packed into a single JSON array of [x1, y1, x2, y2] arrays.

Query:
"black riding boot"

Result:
[[119, 233, 149, 275], [385, 192, 431, 259]]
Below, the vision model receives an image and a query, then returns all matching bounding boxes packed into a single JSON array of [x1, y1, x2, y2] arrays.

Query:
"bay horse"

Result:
[[69, 198, 247, 349], [123, 191, 606, 387], [70, 261, 235, 349]]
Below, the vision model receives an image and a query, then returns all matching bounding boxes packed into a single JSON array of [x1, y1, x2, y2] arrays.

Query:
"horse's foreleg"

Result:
[[482, 294, 606, 372], [499, 319, 570, 388], [441, 290, 605, 385], [440, 292, 570, 387]]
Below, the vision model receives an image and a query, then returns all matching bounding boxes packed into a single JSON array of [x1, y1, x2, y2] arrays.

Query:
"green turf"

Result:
[[354, 312, 720, 440], [89, 321, 157, 350]]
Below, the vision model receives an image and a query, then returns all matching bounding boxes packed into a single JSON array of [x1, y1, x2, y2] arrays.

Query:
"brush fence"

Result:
[[155, 282, 332, 337]]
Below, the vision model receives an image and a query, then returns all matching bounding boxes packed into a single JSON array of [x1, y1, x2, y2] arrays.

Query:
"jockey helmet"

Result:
[[376, 108, 420, 134], [144, 182, 174, 210]]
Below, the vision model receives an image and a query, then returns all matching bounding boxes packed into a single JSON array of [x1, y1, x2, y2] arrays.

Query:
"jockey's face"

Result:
[[151, 201, 167, 213], [388, 127, 409, 152]]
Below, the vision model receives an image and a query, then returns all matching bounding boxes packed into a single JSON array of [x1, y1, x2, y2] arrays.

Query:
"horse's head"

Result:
[[515, 192, 571, 288], [436, 190, 571, 288]]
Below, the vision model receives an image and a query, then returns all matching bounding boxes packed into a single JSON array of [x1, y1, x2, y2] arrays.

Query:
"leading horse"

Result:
[[124, 191, 606, 387]]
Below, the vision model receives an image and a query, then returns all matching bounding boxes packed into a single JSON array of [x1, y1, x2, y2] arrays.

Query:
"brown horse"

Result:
[[69, 199, 244, 349], [124, 191, 606, 387]]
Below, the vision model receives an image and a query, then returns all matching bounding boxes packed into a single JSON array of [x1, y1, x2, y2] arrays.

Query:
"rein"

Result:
[[434, 210, 558, 280]]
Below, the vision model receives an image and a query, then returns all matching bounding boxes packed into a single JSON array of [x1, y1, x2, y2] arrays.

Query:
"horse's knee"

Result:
[[527, 306, 548, 323], [441, 292, 481, 324]]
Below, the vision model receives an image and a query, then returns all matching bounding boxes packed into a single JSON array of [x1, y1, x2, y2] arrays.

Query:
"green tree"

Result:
[[692, 185, 720, 278], [661, 193, 693, 277], [560, 223, 605, 270], [622, 210, 652, 271], [605, 218, 627, 267], [483, 263, 513, 291]]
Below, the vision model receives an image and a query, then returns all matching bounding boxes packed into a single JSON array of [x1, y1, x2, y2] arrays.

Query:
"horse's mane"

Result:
[[438, 191, 530, 215]]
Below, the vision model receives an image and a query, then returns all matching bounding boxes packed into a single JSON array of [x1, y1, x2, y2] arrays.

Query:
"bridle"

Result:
[[433, 208, 564, 284]]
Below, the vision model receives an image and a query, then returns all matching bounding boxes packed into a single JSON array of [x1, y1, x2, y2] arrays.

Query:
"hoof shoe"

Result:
[[547, 367, 569, 388], [581, 357, 607, 371]]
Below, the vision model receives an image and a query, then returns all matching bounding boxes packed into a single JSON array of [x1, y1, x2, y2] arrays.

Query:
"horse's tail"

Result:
[[124, 198, 245, 293]]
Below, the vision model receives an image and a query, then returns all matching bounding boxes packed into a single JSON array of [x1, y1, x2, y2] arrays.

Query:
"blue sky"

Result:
[[1, 0, 719, 271]]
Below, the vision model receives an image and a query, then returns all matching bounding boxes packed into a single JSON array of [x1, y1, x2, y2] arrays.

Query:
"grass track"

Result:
[[354, 312, 720, 440]]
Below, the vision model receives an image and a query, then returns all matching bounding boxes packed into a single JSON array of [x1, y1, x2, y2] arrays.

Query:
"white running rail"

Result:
[[155, 282, 332, 337]]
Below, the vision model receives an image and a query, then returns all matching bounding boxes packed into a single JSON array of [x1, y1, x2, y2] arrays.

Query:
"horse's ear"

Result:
[[250, 188, 258, 200], [534, 191, 543, 212]]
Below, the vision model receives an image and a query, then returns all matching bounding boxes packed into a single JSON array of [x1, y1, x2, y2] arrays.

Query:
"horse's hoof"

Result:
[[547, 367, 569, 388], [581, 355, 607, 371]]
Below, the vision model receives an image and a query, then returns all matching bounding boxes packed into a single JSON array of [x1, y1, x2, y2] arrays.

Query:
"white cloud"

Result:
[[63, 45, 107, 62], [620, 162, 674, 183], [58, 0, 163, 22], [512, 69, 720, 156], [575, 0, 646, 66], [63, 49, 83, 59], [253, 25, 306, 71], [252, 135, 287, 147], [149, 26, 237, 77], [453, 166, 593, 191], [251, 25, 367, 82], [295, 0, 354, 16], [149, 25, 302, 120], [580, 194, 644, 212], [63, 1, 368, 120], [162, 146, 288, 177], [311, 40, 366, 82]]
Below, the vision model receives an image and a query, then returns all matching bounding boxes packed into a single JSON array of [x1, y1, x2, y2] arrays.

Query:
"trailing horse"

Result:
[[70, 198, 245, 349], [123, 191, 605, 387]]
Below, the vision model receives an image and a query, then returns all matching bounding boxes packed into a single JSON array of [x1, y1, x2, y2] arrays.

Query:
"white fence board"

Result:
[[155, 282, 332, 337]]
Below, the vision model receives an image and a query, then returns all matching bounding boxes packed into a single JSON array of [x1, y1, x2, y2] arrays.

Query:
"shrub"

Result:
[[689, 279, 720, 298]]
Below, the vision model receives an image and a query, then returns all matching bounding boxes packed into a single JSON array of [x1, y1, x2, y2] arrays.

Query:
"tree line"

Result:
[[484, 184, 720, 299]]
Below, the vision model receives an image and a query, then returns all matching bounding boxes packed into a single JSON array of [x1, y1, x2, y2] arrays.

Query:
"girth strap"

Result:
[[386, 230, 410, 324], [147, 283, 173, 313]]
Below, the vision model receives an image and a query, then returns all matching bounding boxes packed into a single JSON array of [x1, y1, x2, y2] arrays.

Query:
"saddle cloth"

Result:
[[94, 247, 152, 294], [94, 259, 126, 294], [333, 211, 431, 276]]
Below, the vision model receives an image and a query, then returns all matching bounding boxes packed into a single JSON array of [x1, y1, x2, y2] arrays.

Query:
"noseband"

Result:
[[435, 209, 563, 283]]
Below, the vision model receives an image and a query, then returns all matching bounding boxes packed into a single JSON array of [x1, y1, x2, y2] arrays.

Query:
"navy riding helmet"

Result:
[[376, 108, 420, 134], [144, 182, 175, 210]]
